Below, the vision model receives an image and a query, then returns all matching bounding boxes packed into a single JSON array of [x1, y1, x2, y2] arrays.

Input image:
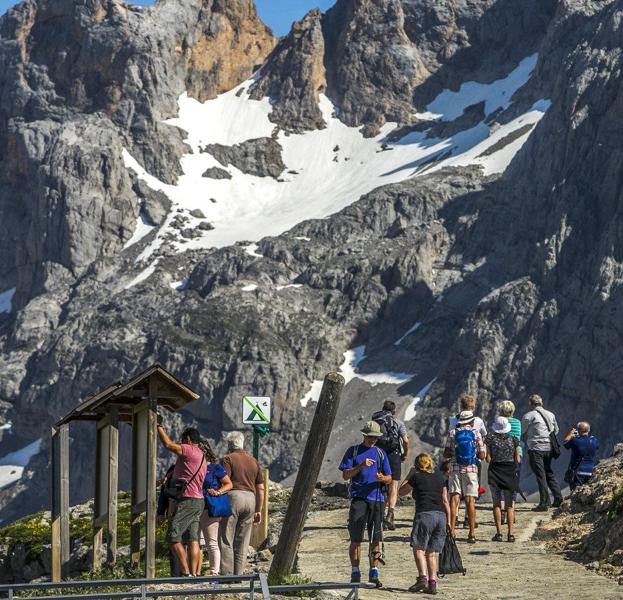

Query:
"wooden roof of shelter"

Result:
[[55, 364, 200, 426]]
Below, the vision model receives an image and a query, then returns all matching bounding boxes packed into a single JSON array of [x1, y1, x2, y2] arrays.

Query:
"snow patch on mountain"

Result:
[[421, 54, 539, 121], [0, 439, 42, 490], [299, 344, 416, 407], [404, 378, 437, 421], [0, 288, 15, 314], [123, 54, 549, 278], [124, 212, 155, 249]]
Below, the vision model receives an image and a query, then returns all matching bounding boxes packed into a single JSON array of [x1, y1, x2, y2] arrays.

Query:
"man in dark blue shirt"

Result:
[[339, 421, 392, 588], [563, 421, 599, 490]]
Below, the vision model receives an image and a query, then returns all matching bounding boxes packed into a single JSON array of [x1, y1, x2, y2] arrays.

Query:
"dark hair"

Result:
[[383, 400, 396, 413], [181, 427, 201, 445], [198, 439, 217, 463]]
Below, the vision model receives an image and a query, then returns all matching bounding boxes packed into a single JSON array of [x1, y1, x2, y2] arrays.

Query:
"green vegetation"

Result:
[[0, 490, 173, 580], [608, 485, 623, 520], [267, 573, 317, 597]]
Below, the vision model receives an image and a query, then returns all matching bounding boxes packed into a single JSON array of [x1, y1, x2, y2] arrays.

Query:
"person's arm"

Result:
[[521, 416, 529, 442], [341, 455, 374, 480], [515, 445, 521, 464], [442, 485, 451, 524], [476, 432, 486, 460], [563, 428, 577, 445], [253, 482, 265, 525], [157, 422, 183, 455], [399, 480, 413, 497], [206, 474, 233, 496], [401, 434, 409, 461], [376, 451, 393, 484]]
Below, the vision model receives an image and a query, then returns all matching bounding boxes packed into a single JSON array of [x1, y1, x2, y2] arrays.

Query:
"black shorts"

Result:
[[348, 498, 383, 544], [388, 451, 402, 481]]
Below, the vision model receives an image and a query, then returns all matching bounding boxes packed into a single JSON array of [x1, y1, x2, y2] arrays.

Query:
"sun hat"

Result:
[[491, 416, 511, 434], [360, 421, 383, 437], [456, 410, 475, 425]]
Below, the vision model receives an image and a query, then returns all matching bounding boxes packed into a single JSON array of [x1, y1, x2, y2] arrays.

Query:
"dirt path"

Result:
[[297, 503, 623, 599]]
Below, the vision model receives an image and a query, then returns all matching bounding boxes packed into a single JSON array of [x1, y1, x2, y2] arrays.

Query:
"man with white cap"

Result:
[[443, 411, 486, 542], [339, 421, 392, 588], [485, 416, 521, 542]]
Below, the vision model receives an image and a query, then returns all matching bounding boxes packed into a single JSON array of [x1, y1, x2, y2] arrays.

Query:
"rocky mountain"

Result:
[[1, 0, 623, 522]]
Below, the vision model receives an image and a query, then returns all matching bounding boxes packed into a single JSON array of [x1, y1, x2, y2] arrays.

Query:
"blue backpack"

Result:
[[455, 428, 477, 465]]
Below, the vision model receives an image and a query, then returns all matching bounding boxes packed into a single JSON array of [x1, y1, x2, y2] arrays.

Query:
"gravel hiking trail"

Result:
[[297, 503, 623, 599]]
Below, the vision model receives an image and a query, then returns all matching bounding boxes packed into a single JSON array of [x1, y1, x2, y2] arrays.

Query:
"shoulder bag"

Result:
[[166, 456, 205, 501], [535, 409, 561, 459]]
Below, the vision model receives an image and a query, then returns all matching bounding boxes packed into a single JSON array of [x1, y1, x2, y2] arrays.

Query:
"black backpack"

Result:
[[372, 410, 401, 453], [438, 534, 467, 577]]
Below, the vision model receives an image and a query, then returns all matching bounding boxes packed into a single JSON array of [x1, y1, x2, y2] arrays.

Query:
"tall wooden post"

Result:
[[144, 377, 158, 578], [51, 424, 70, 582], [107, 408, 119, 565], [268, 372, 345, 581], [130, 408, 145, 569]]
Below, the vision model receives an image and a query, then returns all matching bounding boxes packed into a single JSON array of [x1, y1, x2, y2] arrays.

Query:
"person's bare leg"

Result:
[[188, 541, 202, 576], [170, 542, 190, 575], [466, 496, 476, 538], [414, 548, 427, 577], [368, 542, 380, 569], [349, 542, 361, 568], [449, 494, 460, 537], [507, 506, 515, 538], [493, 506, 502, 535], [425, 550, 438, 581], [389, 480, 398, 509]]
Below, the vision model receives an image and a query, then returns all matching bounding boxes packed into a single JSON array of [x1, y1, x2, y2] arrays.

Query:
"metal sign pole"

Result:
[[253, 426, 260, 461]]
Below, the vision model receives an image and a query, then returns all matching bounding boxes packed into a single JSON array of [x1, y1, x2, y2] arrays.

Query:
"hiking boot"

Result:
[[427, 580, 438, 595], [552, 498, 563, 508], [531, 504, 549, 512], [385, 508, 396, 531], [350, 571, 361, 584], [408, 576, 428, 593], [368, 569, 382, 588]]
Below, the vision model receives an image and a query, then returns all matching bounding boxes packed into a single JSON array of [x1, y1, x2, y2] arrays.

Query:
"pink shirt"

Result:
[[172, 444, 207, 499]]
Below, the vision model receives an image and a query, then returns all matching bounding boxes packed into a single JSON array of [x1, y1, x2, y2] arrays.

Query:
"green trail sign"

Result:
[[242, 396, 271, 425]]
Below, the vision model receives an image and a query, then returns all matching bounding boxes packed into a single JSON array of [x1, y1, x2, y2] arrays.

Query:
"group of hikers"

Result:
[[154, 393, 599, 591], [339, 396, 599, 595], [156, 418, 264, 578]]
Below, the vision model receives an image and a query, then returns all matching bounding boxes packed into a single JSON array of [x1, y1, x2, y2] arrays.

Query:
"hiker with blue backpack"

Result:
[[443, 410, 486, 542], [563, 421, 599, 491], [371, 400, 409, 531], [339, 421, 392, 588]]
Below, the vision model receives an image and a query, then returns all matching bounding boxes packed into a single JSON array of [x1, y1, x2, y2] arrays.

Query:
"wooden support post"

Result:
[[107, 408, 119, 565], [144, 377, 158, 578], [93, 418, 109, 573], [268, 372, 345, 581], [130, 410, 142, 569], [51, 424, 70, 582], [250, 468, 269, 549]]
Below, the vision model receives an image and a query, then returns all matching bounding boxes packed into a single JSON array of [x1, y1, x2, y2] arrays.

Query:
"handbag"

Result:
[[535, 409, 561, 459], [166, 456, 205, 501], [204, 492, 233, 518]]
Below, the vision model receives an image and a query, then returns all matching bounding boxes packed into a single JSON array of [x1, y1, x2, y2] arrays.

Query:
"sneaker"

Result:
[[350, 571, 361, 584], [531, 504, 549, 512], [427, 580, 438, 595], [408, 577, 428, 593]]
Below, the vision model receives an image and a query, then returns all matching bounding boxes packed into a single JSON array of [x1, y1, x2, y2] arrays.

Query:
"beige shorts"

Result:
[[448, 471, 479, 497]]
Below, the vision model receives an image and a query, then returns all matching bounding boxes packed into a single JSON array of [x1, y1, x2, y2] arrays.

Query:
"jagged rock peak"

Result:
[[250, 8, 327, 133]]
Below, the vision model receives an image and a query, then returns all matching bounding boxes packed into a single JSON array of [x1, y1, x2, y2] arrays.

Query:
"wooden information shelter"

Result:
[[50, 365, 200, 581]]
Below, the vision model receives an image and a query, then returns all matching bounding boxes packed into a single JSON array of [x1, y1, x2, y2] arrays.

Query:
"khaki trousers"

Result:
[[218, 490, 255, 575]]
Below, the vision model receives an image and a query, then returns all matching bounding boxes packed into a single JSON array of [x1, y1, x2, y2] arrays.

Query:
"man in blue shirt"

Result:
[[563, 421, 599, 490], [339, 421, 392, 588]]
